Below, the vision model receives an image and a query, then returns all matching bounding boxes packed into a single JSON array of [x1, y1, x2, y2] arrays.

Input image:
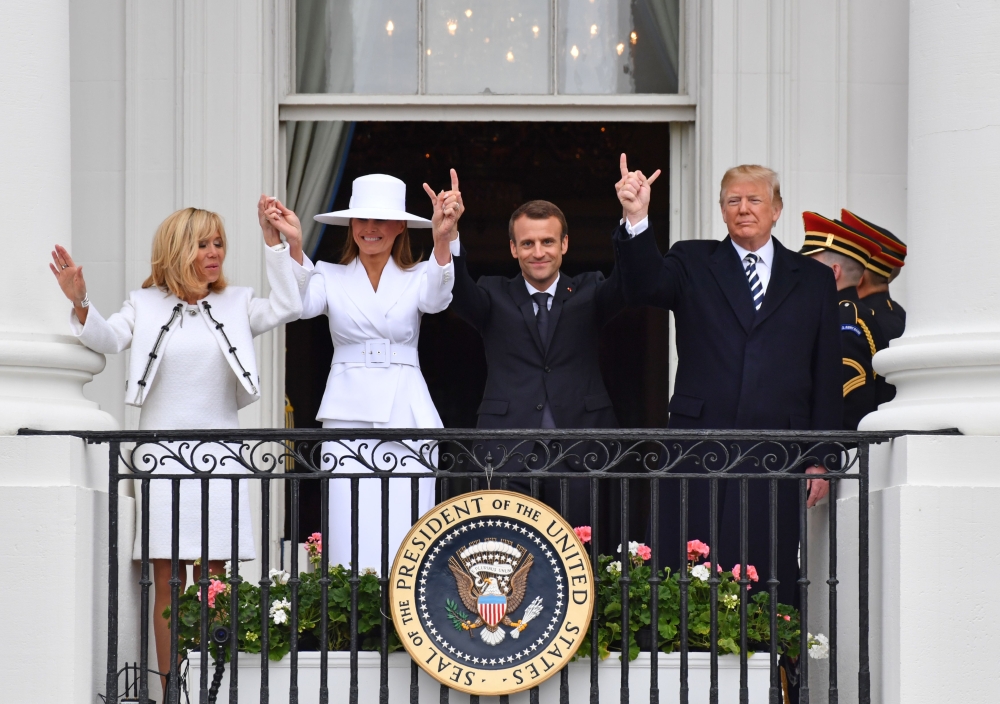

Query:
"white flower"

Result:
[[616, 541, 640, 556], [808, 633, 830, 660], [690, 564, 710, 582], [607, 560, 622, 575], [722, 593, 739, 609], [361, 567, 378, 576], [268, 569, 290, 585], [270, 598, 291, 625]]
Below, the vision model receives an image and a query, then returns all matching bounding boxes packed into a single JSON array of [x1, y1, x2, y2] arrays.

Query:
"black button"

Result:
[[536, 404, 544, 411], [544, 366, 551, 373]]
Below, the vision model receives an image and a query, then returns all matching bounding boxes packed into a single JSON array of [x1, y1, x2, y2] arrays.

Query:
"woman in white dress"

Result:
[[261, 173, 460, 571], [50, 202, 308, 686]]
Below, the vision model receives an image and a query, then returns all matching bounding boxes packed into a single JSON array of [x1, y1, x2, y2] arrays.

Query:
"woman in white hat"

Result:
[[50, 203, 309, 691], [262, 173, 460, 571]]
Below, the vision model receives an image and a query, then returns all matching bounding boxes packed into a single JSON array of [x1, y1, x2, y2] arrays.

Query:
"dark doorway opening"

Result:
[[285, 121, 672, 537]]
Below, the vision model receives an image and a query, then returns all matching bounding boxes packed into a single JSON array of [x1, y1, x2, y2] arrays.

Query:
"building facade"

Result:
[[0, 1, 997, 702]]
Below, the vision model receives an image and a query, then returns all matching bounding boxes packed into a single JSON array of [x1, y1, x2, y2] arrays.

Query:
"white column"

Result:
[[861, 0, 1000, 434], [0, 0, 115, 433]]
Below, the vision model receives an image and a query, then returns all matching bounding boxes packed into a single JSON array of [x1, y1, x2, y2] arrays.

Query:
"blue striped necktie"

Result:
[[744, 253, 764, 311]]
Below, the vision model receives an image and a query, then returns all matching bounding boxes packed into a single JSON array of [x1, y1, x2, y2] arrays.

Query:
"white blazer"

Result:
[[73, 243, 309, 409], [297, 254, 454, 423]]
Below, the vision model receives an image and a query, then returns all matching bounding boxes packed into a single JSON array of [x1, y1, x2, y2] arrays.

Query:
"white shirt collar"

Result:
[[524, 273, 560, 298], [730, 236, 775, 269]]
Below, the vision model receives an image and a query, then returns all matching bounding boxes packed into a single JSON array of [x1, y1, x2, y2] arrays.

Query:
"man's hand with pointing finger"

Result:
[[615, 153, 661, 225]]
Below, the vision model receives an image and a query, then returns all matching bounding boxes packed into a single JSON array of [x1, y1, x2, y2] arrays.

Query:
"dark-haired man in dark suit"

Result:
[[612, 156, 842, 607], [424, 169, 625, 536]]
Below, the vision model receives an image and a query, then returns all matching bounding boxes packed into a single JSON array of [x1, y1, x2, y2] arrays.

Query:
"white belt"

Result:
[[332, 339, 419, 368]]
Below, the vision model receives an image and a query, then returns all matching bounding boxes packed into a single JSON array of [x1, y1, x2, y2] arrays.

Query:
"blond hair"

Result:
[[142, 207, 228, 300], [339, 219, 420, 270], [719, 165, 783, 209]]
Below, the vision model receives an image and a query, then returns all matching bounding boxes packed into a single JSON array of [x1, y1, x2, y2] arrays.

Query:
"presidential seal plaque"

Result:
[[390, 490, 594, 696]]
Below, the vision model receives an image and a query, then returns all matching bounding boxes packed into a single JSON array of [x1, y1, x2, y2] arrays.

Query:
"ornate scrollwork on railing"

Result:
[[115, 433, 857, 478]]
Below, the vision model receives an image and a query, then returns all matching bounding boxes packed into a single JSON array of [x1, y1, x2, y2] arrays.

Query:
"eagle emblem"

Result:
[[446, 539, 544, 646]]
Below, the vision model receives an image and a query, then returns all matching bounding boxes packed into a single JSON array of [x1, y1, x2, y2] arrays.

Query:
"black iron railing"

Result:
[[20, 427, 954, 704]]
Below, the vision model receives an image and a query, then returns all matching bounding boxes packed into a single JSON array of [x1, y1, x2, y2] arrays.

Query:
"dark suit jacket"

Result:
[[449, 247, 625, 429], [613, 224, 843, 432], [862, 290, 906, 342]]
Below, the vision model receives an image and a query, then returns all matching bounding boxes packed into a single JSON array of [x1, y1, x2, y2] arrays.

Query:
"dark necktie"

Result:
[[531, 292, 552, 348], [744, 253, 764, 311], [530, 291, 556, 428]]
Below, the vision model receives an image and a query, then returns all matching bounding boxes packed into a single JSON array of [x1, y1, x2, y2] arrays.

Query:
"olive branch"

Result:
[[445, 599, 469, 631]]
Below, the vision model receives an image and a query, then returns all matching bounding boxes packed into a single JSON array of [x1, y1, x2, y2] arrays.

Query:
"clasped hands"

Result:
[[258, 195, 305, 265]]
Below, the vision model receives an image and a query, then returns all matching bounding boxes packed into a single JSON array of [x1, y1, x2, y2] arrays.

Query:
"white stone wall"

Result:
[[694, 0, 910, 311]]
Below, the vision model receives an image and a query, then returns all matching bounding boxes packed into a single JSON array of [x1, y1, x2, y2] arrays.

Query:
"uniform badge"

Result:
[[390, 490, 594, 696]]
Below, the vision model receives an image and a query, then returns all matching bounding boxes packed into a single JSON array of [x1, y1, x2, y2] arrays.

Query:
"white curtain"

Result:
[[287, 0, 354, 256]]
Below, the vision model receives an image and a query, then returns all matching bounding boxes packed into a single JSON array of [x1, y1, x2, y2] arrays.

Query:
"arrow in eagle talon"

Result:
[[510, 597, 543, 639]]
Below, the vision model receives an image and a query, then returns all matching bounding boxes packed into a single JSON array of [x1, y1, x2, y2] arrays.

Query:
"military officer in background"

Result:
[[841, 209, 908, 341], [800, 212, 889, 429]]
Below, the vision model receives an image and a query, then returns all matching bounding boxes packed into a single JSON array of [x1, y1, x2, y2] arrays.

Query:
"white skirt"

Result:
[[321, 410, 437, 574], [130, 441, 256, 561]]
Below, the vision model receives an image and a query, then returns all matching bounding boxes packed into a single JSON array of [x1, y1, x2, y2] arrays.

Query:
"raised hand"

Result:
[[615, 153, 661, 224], [422, 168, 465, 265], [50, 245, 89, 322], [258, 194, 279, 242], [261, 196, 304, 264], [422, 168, 465, 243]]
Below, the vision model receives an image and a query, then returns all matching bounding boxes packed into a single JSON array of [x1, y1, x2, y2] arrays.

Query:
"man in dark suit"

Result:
[[612, 157, 842, 605], [424, 169, 624, 534], [800, 211, 890, 429], [842, 209, 908, 342]]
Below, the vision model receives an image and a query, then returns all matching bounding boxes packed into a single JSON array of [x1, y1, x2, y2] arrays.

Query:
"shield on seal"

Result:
[[477, 594, 507, 628]]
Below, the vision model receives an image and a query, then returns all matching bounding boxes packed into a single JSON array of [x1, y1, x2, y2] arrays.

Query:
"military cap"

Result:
[[840, 209, 907, 277], [800, 211, 881, 265]]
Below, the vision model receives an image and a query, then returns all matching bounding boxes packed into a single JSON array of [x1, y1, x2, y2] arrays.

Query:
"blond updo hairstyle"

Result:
[[142, 207, 228, 300]]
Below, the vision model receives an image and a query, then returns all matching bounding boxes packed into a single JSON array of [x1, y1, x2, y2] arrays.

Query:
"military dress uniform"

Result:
[[841, 209, 908, 342], [801, 212, 889, 430], [835, 287, 890, 430]]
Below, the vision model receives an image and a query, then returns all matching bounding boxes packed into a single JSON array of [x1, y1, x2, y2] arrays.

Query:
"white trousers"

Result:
[[321, 419, 436, 574]]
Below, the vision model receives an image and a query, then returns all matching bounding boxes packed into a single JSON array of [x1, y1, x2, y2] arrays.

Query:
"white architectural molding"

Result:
[[862, 0, 1000, 434], [278, 93, 696, 123]]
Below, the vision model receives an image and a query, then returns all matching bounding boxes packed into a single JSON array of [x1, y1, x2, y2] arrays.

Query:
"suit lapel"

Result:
[[508, 275, 545, 355], [751, 238, 800, 331], [545, 273, 573, 349], [337, 259, 392, 338], [709, 237, 755, 334], [374, 257, 409, 321]]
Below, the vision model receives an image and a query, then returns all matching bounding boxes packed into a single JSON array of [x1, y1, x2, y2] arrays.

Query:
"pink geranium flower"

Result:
[[702, 561, 722, 573], [687, 540, 710, 562], [574, 526, 592, 544], [196, 579, 227, 609], [635, 544, 652, 561], [731, 564, 760, 586], [306, 532, 322, 554]]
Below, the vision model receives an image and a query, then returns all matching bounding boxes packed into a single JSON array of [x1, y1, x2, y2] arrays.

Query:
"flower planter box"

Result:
[[190, 650, 772, 703]]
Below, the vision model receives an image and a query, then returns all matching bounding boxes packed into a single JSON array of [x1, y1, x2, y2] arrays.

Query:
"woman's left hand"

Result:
[[261, 197, 304, 265], [423, 169, 464, 266]]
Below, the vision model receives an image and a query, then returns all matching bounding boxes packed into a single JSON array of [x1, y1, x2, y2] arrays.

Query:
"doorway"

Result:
[[284, 121, 672, 535]]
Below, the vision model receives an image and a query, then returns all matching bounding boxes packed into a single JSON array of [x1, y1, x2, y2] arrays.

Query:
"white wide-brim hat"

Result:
[[313, 174, 432, 228]]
